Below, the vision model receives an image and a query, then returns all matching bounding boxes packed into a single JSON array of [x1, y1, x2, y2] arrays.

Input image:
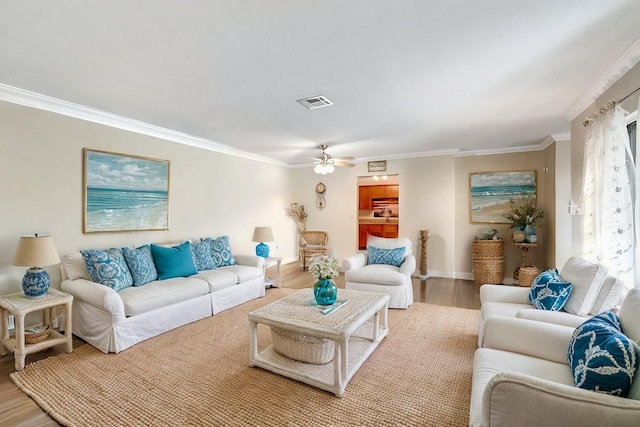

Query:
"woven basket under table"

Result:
[[24, 326, 51, 344], [518, 267, 539, 287], [271, 327, 334, 365]]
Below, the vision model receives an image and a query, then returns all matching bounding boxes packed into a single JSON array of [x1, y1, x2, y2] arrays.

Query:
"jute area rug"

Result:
[[11, 289, 479, 427]]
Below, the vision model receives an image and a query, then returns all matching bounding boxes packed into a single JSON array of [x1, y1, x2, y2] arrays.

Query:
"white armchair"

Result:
[[469, 289, 640, 426], [477, 257, 627, 347], [342, 235, 415, 309]]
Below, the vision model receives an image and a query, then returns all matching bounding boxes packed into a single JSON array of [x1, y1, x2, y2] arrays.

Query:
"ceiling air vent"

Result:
[[296, 95, 334, 110]]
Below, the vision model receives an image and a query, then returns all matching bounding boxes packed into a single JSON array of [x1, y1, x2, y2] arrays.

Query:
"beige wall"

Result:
[[0, 101, 296, 294], [454, 152, 549, 280], [0, 98, 557, 294]]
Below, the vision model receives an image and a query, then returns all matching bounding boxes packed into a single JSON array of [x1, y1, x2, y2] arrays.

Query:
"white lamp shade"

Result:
[[13, 236, 61, 268], [252, 226, 275, 243]]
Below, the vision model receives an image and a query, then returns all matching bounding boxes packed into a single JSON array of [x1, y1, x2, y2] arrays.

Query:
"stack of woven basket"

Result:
[[471, 240, 505, 285]]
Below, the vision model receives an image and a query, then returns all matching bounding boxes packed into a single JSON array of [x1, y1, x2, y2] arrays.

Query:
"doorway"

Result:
[[356, 174, 400, 250]]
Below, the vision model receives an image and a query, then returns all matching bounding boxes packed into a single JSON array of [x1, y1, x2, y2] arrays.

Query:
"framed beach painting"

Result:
[[469, 170, 536, 224], [83, 148, 170, 233]]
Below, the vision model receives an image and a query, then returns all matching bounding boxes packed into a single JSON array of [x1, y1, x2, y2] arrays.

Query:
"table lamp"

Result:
[[12, 234, 61, 298], [252, 226, 274, 258]]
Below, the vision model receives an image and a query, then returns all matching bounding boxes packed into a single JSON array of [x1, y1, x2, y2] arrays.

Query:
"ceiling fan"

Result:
[[309, 145, 355, 174]]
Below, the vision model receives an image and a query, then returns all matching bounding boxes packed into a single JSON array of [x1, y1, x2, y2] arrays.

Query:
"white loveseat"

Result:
[[60, 238, 265, 353], [478, 257, 627, 347], [342, 235, 415, 309], [470, 289, 640, 426]]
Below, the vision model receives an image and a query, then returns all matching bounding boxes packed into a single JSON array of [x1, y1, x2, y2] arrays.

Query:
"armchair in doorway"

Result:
[[299, 231, 329, 270], [342, 235, 416, 309]]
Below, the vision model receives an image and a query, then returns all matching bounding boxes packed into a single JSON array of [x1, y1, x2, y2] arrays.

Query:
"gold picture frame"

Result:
[[469, 170, 536, 224], [83, 148, 170, 233]]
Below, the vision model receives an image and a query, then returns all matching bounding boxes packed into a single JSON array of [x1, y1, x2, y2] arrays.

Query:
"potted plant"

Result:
[[503, 194, 544, 243], [308, 254, 339, 305]]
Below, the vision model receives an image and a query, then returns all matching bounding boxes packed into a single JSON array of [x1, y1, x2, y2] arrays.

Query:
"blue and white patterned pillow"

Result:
[[191, 240, 215, 271], [80, 248, 133, 291], [367, 246, 405, 267], [122, 245, 158, 286], [203, 236, 237, 267], [568, 311, 638, 396], [529, 269, 572, 311]]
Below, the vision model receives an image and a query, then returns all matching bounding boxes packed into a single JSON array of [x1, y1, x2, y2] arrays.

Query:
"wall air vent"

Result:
[[296, 95, 334, 110]]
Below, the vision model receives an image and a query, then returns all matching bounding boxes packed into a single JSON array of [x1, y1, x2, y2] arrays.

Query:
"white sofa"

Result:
[[60, 239, 265, 353], [470, 289, 640, 426], [342, 235, 415, 309], [478, 257, 627, 347]]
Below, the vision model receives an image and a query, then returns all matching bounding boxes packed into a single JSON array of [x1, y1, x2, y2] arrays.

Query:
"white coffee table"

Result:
[[248, 288, 389, 397]]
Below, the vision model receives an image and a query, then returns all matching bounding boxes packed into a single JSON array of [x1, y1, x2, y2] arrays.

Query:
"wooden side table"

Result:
[[0, 288, 73, 370], [263, 256, 283, 288], [514, 242, 538, 280]]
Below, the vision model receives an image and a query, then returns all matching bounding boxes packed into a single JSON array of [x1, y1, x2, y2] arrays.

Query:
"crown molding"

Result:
[[0, 84, 285, 166], [0, 83, 571, 166], [563, 38, 640, 120]]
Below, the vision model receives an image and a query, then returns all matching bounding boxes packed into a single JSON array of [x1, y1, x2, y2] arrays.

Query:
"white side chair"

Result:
[[342, 235, 415, 309]]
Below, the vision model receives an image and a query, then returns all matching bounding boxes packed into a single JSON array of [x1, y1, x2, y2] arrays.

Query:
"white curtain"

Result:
[[580, 103, 635, 286]]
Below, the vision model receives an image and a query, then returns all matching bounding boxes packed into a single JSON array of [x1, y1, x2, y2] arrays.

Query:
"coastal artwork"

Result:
[[469, 171, 536, 224], [83, 149, 170, 233]]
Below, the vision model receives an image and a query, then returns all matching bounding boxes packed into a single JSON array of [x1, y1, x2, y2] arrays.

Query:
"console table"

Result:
[[0, 288, 73, 370]]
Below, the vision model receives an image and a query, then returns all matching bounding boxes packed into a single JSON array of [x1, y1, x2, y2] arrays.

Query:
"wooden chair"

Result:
[[298, 231, 328, 270]]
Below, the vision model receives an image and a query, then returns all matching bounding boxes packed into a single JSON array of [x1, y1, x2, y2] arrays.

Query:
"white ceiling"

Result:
[[1, 1, 640, 167]]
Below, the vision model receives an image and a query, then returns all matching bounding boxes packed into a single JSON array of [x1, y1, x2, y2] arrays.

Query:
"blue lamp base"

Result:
[[22, 268, 50, 298], [255, 242, 270, 258]]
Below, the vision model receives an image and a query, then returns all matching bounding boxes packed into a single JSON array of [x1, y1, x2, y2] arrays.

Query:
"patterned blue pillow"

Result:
[[122, 245, 158, 286], [568, 312, 638, 396], [150, 241, 198, 280], [80, 248, 133, 291], [367, 246, 405, 267], [191, 240, 215, 271], [529, 269, 572, 311], [203, 236, 237, 267]]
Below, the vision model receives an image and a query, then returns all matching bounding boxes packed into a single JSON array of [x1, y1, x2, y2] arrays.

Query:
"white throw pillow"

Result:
[[560, 257, 608, 316], [589, 274, 627, 315], [366, 235, 412, 257], [62, 253, 91, 281]]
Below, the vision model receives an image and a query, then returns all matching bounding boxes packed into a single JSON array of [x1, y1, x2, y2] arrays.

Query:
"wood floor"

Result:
[[0, 262, 479, 426]]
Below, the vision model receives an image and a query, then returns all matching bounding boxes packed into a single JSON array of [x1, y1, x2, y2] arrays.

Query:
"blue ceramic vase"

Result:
[[314, 279, 337, 305], [524, 224, 537, 243]]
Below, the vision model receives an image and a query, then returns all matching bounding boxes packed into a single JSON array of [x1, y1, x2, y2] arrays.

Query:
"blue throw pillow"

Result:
[[529, 269, 572, 311], [191, 240, 215, 271], [150, 241, 198, 280], [80, 248, 133, 291], [568, 312, 638, 396], [203, 236, 237, 267], [367, 246, 405, 267], [122, 245, 158, 286]]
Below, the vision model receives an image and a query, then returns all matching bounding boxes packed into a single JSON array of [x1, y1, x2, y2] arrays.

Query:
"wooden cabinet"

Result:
[[358, 223, 399, 249], [358, 186, 373, 210], [358, 185, 399, 210]]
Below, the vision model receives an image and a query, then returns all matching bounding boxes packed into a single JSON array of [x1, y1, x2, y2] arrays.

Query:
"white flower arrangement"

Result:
[[308, 254, 339, 280]]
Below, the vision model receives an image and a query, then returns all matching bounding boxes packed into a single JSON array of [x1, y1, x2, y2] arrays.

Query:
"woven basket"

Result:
[[472, 259, 505, 285], [518, 267, 539, 287], [24, 325, 51, 344], [271, 327, 334, 365], [471, 240, 504, 259]]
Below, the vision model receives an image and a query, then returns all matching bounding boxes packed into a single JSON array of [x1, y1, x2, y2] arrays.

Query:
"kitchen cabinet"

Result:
[[358, 185, 399, 210], [358, 186, 373, 210], [359, 223, 399, 249]]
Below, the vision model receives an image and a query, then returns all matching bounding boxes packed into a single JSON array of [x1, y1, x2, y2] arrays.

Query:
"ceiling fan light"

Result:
[[314, 164, 324, 174], [326, 164, 334, 173]]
